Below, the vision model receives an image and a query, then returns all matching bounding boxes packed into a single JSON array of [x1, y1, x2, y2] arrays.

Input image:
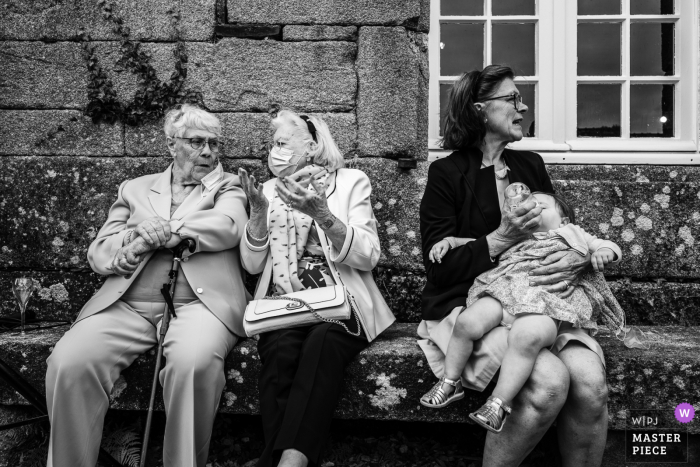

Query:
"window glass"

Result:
[[578, 0, 620, 15], [630, 23, 674, 76], [492, 23, 536, 76], [577, 84, 621, 137], [439, 83, 452, 136], [441, 0, 483, 16], [492, 0, 535, 16], [517, 84, 536, 137], [630, 0, 674, 15], [577, 23, 621, 76], [631, 84, 674, 137], [440, 22, 484, 75]]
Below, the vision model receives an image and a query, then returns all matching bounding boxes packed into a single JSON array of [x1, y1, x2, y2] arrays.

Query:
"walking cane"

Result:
[[139, 238, 196, 467]]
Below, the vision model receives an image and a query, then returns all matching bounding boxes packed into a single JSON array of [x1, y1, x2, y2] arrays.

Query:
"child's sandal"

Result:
[[469, 396, 512, 433], [420, 376, 465, 408]]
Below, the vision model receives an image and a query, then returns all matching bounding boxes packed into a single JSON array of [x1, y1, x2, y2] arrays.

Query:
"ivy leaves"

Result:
[[80, 0, 203, 126]]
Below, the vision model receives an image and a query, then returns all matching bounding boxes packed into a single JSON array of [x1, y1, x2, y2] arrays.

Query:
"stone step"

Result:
[[0, 323, 697, 433], [1, 270, 699, 327], [1, 157, 699, 278]]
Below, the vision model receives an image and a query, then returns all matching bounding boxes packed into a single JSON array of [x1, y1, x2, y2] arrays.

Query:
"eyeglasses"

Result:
[[175, 137, 222, 152], [481, 93, 524, 111]]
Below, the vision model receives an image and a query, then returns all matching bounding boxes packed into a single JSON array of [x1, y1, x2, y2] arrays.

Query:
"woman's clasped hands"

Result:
[[109, 217, 178, 277]]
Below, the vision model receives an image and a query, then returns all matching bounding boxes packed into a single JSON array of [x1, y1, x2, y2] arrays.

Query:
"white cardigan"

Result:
[[239, 168, 396, 342]]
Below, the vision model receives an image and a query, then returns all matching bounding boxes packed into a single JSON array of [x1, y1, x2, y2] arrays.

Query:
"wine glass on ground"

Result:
[[12, 278, 35, 335], [504, 182, 532, 212]]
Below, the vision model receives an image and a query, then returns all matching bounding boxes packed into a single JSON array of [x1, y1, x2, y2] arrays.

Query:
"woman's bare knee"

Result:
[[560, 344, 608, 414], [517, 350, 570, 414]]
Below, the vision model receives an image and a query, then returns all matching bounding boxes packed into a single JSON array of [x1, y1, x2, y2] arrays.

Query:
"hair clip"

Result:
[[299, 115, 317, 143]]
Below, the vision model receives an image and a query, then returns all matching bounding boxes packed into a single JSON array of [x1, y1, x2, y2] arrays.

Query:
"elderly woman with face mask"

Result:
[[239, 110, 395, 467], [45, 104, 252, 467]]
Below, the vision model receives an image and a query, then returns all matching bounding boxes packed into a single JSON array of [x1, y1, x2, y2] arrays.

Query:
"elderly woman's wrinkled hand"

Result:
[[528, 249, 590, 297], [109, 243, 145, 277], [238, 168, 268, 214], [276, 174, 331, 221], [288, 166, 328, 190], [134, 217, 172, 249], [493, 199, 542, 243]]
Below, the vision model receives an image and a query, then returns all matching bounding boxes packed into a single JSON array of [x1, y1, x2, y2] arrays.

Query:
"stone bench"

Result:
[[0, 323, 698, 434]]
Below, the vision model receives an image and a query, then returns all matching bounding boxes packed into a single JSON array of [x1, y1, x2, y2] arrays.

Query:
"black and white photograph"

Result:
[[0, 0, 698, 466]]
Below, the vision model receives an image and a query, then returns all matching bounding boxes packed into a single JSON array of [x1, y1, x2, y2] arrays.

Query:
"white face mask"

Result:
[[268, 146, 302, 177]]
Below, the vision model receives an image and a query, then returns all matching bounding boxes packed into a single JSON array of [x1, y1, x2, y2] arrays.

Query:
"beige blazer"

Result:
[[78, 164, 252, 336], [241, 168, 396, 342]]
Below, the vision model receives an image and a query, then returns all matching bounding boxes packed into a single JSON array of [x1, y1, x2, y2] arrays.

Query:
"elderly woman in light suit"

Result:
[[45, 104, 253, 467], [239, 110, 395, 467]]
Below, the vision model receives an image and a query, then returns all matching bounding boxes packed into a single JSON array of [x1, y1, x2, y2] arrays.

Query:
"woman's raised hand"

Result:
[[275, 172, 330, 221], [494, 199, 542, 244], [238, 168, 268, 215], [289, 166, 328, 190]]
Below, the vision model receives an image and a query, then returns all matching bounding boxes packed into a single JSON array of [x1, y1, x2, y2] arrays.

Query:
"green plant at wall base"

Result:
[[79, 0, 203, 126]]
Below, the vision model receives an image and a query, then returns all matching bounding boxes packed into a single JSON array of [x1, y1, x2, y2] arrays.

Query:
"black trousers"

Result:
[[256, 318, 368, 467]]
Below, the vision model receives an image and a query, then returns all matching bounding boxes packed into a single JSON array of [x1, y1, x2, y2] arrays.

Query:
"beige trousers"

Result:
[[45, 299, 237, 467]]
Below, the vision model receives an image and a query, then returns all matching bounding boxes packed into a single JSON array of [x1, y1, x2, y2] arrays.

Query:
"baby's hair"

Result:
[[532, 192, 576, 225]]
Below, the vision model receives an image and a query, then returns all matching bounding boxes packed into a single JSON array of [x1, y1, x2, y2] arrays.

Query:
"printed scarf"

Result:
[[269, 165, 330, 295]]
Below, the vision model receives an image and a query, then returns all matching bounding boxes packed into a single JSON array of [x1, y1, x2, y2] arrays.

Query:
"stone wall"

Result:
[[2, 156, 700, 328], [1, 0, 428, 160]]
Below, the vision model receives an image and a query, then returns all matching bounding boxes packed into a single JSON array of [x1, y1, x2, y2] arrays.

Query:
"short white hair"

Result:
[[272, 110, 344, 172], [163, 104, 221, 139]]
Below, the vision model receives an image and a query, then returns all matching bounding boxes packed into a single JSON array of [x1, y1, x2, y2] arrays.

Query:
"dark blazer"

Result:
[[419, 147, 555, 321]]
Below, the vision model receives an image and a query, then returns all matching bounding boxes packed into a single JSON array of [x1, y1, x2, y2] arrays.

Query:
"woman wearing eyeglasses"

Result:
[[238, 110, 394, 467], [418, 65, 608, 466], [45, 104, 251, 467]]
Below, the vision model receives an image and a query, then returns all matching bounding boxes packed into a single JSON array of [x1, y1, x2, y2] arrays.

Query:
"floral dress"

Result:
[[466, 231, 626, 336]]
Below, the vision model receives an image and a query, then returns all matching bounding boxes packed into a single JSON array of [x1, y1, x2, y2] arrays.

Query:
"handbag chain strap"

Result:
[[262, 292, 362, 337]]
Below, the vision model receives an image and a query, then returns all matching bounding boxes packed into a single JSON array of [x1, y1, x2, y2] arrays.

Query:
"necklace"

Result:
[[481, 161, 510, 180]]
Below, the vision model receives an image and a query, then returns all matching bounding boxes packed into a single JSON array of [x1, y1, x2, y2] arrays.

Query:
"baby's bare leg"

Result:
[[443, 297, 503, 391], [492, 314, 558, 406]]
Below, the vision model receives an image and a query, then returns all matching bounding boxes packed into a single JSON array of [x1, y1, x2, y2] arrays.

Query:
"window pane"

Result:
[[578, 0, 620, 15], [577, 23, 621, 76], [492, 23, 535, 76], [440, 22, 484, 75], [517, 84, 536, 137], [630, 23, 674, 76], [631, 0, 674, 15], [631, 85, 674, 137], [577, 84, 621, 137], [439, 83, 452, 136], [492, 0, 535, 16], [441, 0, 483, 16]]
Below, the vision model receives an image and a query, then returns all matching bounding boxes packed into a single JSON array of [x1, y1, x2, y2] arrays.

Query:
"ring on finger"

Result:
[[562, 279, 571, 288]]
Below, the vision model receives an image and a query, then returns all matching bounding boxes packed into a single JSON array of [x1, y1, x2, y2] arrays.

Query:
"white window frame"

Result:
[[428, 0, 699, 164]]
